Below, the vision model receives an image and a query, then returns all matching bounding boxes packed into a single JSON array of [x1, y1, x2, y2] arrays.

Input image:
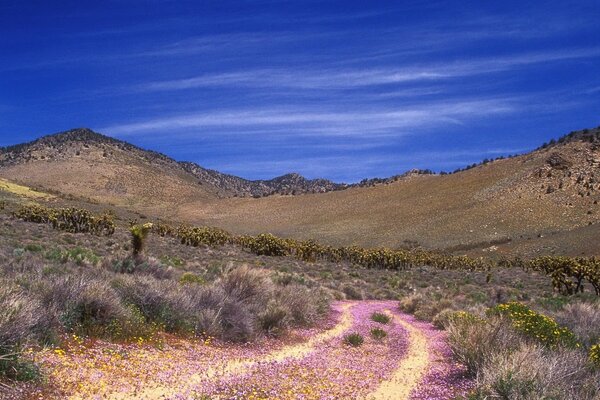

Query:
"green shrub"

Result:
[[431, 308, 456, 329], [258, 302, 289, 337], [0, 351, 40, 382], [245, 233, 289, 256], [179, 272, 206, 285], [13, 204, 115, 236], [24, 243, 44, 252], [489, 302, 579, 348], [344, 332, 364, 347], [45, 247, 100, 265], [371, 328, 387, 340], [591, 343, 600, 367], [371, 312, 391, 324], [399, 294, 424, 314]]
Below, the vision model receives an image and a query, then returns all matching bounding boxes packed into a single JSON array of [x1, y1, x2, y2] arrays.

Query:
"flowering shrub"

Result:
[[489, 302, 578, 348]]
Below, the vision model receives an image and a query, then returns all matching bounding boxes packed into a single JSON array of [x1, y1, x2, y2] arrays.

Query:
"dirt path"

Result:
[[368, 310, 430, 400], [29, 301, 470, 400], [85, 303, 354, 400]]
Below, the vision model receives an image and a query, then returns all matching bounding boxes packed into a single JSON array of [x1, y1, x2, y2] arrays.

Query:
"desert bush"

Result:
[[342, 284, 363, 300], [446, 312, 518, 376], [0, 282, 45, 381], [212, 298, 255, 342], [258, 301, 290, 336], [590, 343, 600, 367], [179, 272, 206, 285], [51, 276, 130, 337], [13, 204, 115, 236], [471, 343, 600, 400], [274, 285, 329, 326], [111, 275, 195, 334], [489, 302, 578, 348], [555, 302, 600, 347], [0, 283, 47, 346], [371, 328, 387, 340], [108, 255, 172, 279], [431, 308, 456, 329], [412, 298, 454, 322], [398, 293, 424, 314], [219, 266, 273, 304], [344, 332, 364, 347], [371, 312, 391, 324]]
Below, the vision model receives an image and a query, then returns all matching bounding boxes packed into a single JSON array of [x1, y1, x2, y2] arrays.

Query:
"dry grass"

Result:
[[445, 310, 600, 399], [554, 302, 600, 347]]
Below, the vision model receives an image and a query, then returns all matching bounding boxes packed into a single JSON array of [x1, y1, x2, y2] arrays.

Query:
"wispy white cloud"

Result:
[[102, 98, 516, 137], [133, 47, 600, 92]]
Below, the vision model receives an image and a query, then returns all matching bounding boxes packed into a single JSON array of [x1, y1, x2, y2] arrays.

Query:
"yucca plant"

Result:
[[130, 223, 153, 257]]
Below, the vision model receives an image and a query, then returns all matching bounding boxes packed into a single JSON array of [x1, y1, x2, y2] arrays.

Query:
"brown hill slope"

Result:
[[0, 128, 348, 201], [2, 126, 600, 257], [0, 128, 222, 216], [178, 127, 600, 256]]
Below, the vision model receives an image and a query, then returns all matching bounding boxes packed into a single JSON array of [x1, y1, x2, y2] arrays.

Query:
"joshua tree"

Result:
[[130, 223, 153, 258]]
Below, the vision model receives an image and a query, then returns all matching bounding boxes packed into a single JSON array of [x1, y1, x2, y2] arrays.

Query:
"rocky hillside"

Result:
[[180, 162, 346, 197], [0, 128, 440, 199]]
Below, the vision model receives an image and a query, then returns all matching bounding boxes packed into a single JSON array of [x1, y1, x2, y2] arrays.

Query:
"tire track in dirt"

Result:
[[368, 310, 430, 400], [101, 302, 355, 400]]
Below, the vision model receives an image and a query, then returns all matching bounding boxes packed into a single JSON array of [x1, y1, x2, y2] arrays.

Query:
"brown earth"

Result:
[[2, 126, 600, 258]]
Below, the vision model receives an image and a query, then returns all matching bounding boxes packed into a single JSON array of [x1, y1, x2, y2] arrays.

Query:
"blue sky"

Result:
[[1, 0, 599, 182]]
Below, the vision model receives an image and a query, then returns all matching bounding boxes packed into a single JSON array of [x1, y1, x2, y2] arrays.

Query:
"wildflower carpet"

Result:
[[22, 301, 471, 400]]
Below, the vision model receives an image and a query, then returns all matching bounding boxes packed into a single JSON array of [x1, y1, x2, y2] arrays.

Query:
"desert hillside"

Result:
[[2, 126, 600, 256], [180, 127, 600, 256]]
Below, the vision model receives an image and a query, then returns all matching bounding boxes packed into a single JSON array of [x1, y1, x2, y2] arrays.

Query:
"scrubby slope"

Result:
[[3, 126, 600, 256], [183, 127, 600, 256]]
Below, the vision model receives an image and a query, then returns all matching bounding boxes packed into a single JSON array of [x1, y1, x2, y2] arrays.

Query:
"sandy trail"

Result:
[[103, 303, 354, 400], [368, 310, 430, 400]]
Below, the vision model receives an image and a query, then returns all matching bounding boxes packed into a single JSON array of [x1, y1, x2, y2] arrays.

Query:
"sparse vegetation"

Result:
[[370, 328, 387, 340], [344, 332, 364, 347], [371, 312, 391, 324], [445, 307, 600, 399], [14, 204, 115, 236], [2, 127, 600, 397]]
